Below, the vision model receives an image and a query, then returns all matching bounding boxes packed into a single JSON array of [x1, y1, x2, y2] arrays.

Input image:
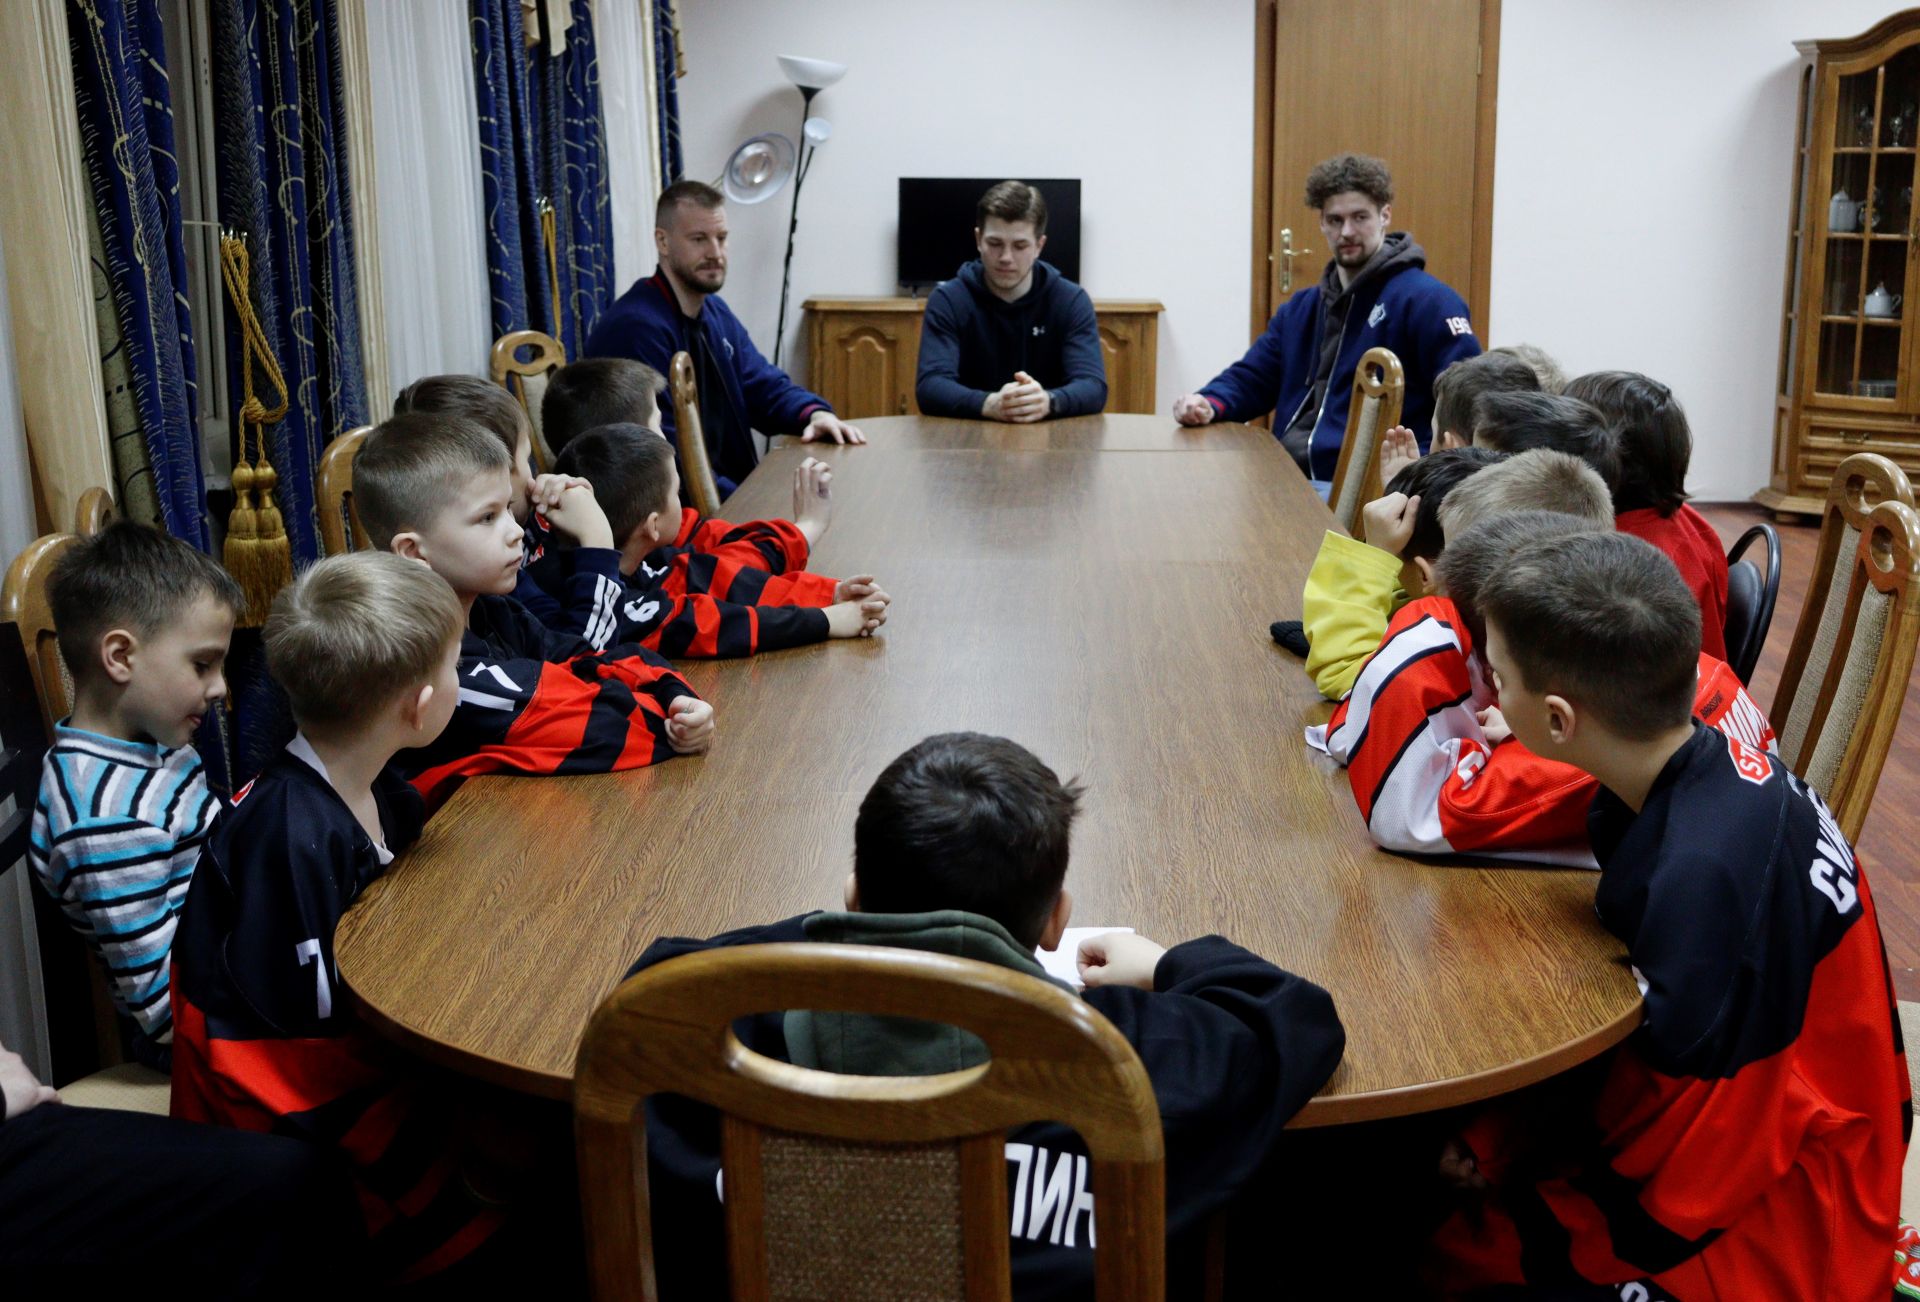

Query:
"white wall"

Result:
[[1490, 1, 1898, 501], [671, 0, 1254, 409]]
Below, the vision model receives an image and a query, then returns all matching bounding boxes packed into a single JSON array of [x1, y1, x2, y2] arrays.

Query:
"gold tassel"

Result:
[[539, 196, 562, 338], [218, 231, 293, 626]]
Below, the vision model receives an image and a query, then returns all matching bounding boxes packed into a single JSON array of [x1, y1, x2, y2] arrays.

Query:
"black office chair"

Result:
[[1724, 523, 1782, 686]]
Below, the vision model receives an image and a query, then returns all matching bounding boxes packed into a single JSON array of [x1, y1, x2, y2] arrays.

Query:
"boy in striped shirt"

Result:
[[27, 521, 242, 1070]]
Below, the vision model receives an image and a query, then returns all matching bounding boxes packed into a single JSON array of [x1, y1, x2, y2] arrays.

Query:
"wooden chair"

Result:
[[669, 350, 725, 518], [2, 532, 78, 736], [574, 942, 1165, 1302], [0, 619, 167, 1109], [1772, 454, 1916, 809], [1723, 522, 1782, 686], [73, 486, 116, 537], [490, 329, 567, 472], [1776, 496, 1920, 843], [1325, 347, 1405, 537], [316, 425, 372, 556]]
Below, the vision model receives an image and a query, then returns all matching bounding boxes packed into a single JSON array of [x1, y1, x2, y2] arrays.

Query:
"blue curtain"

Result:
[[529, 0, 613, 355], [471, 0, 555, 343], [66, 0, 209, 549], [204, 0, 370, 788], [654, 0, 683, 185], [208, 0, 370, 568]]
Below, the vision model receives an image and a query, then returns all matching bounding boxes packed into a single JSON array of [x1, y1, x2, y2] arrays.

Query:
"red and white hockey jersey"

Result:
[[1307, 596, 1775, 864]]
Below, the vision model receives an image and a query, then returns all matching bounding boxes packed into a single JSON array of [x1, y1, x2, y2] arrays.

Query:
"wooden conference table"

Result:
[[334, 413, 1643, 1126]]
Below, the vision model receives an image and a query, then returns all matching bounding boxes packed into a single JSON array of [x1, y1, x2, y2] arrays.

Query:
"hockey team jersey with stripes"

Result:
[[1307, 596, 1775, 864], [28, 723, 219, 1038], [526, 545, 831, 658], [170, 738, 501, 1280], [394, 593, 704, 807], [643, 507, 839, 610], [1428, 724, 1909, 1298]]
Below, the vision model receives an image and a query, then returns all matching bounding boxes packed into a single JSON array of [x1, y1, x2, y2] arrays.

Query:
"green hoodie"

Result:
[[783, 910, 1074, 1078]]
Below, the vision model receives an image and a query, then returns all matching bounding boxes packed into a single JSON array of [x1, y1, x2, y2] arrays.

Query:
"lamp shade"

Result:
[[777, 54, 847, 91], [721, 132, 796, 204]]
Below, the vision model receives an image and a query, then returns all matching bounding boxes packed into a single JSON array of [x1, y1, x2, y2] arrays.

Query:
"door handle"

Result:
[[1278, 227, 1313, 296]]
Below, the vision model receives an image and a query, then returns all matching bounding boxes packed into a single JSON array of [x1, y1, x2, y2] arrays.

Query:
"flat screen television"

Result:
[[897, 177, 1082, 290]]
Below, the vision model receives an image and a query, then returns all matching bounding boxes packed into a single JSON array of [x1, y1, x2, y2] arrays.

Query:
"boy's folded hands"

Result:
[[665, 696, 716, 754], [534, 474, 615, 550]]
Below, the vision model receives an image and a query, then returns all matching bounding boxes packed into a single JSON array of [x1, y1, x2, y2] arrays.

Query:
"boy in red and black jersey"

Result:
[[1427, 531, 1907, 1299], [171, 553, 497, 1282], [538, 423, 889, 657], [350, 414, 715, 806]]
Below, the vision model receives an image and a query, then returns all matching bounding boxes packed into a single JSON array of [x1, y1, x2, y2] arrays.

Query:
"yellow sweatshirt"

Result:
[[1301, 530, 1409, 701]]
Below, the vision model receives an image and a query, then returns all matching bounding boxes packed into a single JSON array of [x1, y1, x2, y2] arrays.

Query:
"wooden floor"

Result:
[[1698, 503, 1920, 1000]]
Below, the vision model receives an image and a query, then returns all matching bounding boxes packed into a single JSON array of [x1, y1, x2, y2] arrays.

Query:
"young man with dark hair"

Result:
[[1299, 445, 1503, 700], [914, 179, 1107, 423], [624, 731, 1345, 1299], [29, 521, 244, 1070], [1566, 369, 1729, 659], [1430, 530, 1908, 1300], [540, 356, 667, 454], [584, 179, 864, 493], [539, 425, 888, 656], [1173, 153, 1480, 494], [1469, 389, 1621, 490]]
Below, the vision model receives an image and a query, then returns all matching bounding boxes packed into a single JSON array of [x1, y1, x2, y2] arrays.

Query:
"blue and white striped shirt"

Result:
[[27, 722, 219, 1037]]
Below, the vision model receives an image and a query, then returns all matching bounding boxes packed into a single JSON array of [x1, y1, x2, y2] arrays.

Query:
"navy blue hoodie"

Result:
[[916, 260, 1108, 419], [1198, 232, 1479, 480]]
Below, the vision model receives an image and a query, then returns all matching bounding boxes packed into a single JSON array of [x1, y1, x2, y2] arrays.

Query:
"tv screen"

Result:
[[897, 178, 1082, 289]]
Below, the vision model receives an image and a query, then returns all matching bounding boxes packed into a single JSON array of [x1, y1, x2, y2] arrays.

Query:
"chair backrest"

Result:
[[574, 943, 1165, 1302], [316, 426, 372, 556], [670, 350, 724, 518], [1723, 522, 1782, 686], [0, 618, 118, 1083], [74, 486, 116, 537], [490, 329, 568, 473], [1326, 347, 1405, 536], [1773, 453, 1916, 778], [1793, 498, 1920, 843], [1, 532, 78, 736]]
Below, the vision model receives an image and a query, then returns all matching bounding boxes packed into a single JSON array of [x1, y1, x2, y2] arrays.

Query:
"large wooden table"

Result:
[[335, 413, 1642, 1126]]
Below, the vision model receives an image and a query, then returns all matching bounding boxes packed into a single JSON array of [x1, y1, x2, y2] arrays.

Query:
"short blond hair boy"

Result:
[[1437, 448, 1612, 542]]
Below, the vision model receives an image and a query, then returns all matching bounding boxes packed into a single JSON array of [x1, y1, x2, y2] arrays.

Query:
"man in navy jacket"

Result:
[[583, 181, 865, 493], [1174, 154, 1480, 489], [915, 180, 1107, 422]]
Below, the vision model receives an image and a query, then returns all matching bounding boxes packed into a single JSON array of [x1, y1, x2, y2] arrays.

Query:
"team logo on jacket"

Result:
[[1445, 316, 1473, 337], [1726, 734, 1771, 786], [1367, 304, 1387, 328], [624, 597, 662, 625], [1032, 325, 1046, 337]]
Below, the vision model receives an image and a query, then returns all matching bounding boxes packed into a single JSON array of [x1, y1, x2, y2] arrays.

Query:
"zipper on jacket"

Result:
[[1306, 318, 1349, 480]]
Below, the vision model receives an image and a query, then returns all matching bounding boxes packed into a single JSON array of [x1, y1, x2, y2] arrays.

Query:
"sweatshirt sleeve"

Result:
[[521, 548, 627, 646], [915, 287, 991, 418], [619, 587, 831, 658], [1082, 937, 1344, 1235], [1196, 300, 1300, 423], [1301, 531, 1407, 701], [732, 318, 829, 434], [1047, 287, 1108, 417]]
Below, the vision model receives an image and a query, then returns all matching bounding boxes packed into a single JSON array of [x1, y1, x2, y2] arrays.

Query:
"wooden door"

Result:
[[1251, 0, 1499, 338]]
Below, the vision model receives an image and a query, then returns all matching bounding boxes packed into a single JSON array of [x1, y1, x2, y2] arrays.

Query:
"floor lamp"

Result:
[[770, 55, 845, 371]]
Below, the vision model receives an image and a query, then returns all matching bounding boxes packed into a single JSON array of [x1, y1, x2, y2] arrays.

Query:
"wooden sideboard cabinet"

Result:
[[1762, 12, 1920, 515], [803, 297, 1164, 419]]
